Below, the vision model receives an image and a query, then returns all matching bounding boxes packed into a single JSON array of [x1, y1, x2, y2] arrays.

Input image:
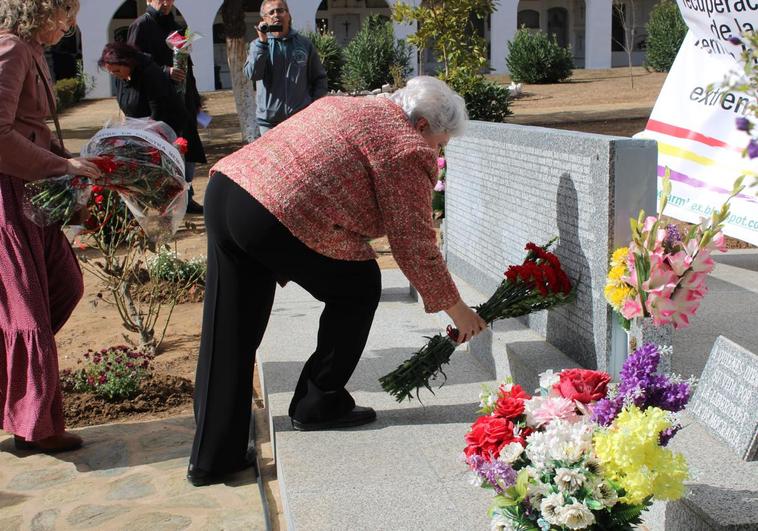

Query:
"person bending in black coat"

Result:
[[128, 0, 206, 214], [99, 42, 188, 138]]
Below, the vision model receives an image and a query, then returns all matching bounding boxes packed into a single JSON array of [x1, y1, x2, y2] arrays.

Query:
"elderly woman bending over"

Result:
[[188, 76, 486, 486], [0, 0, 101, 453]]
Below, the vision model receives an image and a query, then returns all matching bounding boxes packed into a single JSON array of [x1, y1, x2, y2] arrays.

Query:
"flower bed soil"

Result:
[[62, 373, 194, 428]]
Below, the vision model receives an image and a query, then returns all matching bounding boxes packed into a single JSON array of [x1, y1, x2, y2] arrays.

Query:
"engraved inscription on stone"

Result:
[[689, 336, 758, 461]]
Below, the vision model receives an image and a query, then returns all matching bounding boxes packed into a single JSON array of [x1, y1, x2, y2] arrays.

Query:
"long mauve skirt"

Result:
[[0, 174, 83, 440]]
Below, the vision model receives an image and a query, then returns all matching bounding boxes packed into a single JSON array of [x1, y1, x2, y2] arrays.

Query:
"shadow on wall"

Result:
[[545, 173, 597, 369]]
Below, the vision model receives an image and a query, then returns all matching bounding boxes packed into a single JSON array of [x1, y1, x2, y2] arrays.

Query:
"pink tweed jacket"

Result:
[[211, 96, 460, 313]]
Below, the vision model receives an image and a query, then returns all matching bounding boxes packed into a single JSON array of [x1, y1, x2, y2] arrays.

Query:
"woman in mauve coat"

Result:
[[0, 0, 101, 453], [188, 76, 487, 486]]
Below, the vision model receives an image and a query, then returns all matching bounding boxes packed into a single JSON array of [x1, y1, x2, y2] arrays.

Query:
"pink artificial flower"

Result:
[[621, 295, 644, 319], [667, 250, 692, 277], [710, 231, 727, 253], [645, 292, 677, 325], [642, 216, 658, 232], [642, 253, 678, 299], [524, 396, 579, 428], [437, 157, 446, 169], [669, 283, 707, 329], [691, 248, 715, 273], [434, 180, 446, 192], [680, 270, 707, 293]]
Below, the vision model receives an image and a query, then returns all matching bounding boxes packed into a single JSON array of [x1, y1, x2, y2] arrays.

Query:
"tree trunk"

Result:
[[222, 0, 258, 142]]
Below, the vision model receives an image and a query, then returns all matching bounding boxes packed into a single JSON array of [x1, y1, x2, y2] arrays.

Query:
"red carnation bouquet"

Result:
[[379, 239, 575, 402], [24, 118, 189, 242]]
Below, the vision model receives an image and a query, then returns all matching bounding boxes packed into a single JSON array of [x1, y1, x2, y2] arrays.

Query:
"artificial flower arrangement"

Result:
[[24, 118, 189, 242], [603, 173, 744, 330], [464, 343, 692, 530], [380, 239, 574, 402]]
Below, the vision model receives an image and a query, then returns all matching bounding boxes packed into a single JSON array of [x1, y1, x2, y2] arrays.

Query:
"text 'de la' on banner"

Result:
[[637, 1, 758, 245]]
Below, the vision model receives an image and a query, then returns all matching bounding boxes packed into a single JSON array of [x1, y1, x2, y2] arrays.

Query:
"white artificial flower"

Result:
[[545, 419, 594, 464], [556, 499, 596, 530], [490, 510, 519, 531], [526, 480, 550, 508], [467, 471, 483, 487], [539, 492, 566, 526], [593, 480, 619, 507], [539, 369, 560, 391], [554, 467, 585, 493], [498, 442, 525, 464]]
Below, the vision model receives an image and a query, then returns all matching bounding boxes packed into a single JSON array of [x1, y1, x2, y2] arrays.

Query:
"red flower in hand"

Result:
[[494, 384, 530, 420], [554, 368, 611, 403], [464, 415, 516, 459], [174, 137, 189, 155]]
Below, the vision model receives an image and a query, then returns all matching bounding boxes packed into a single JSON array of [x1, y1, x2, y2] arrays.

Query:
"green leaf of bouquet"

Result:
[[492, 494, 519, 507], [515, 469, 529, 499], [585, 498, 604, 510]]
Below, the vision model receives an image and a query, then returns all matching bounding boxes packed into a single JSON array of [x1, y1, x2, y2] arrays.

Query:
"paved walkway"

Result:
[[0, 416, 267, 530]]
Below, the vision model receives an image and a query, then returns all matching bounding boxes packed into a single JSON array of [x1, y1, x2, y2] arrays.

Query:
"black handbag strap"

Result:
[[33, 56, 66, 153]]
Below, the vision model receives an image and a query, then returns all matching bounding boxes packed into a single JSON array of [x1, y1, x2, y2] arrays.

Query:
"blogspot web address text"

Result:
[[662, 192, 758, 232]]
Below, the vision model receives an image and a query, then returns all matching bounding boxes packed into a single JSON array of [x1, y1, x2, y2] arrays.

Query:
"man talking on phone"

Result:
[[244, 0, 328, 137]]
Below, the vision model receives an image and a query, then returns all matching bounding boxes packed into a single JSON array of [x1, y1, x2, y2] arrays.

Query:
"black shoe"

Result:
[[291, 405, 376, 431], [186, 199, 204, 215], [187, 453, 257, 487]]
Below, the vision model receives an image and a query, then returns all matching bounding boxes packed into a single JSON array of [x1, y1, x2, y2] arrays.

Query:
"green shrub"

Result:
[[645, 0, 688, 72], [55, 77, 80, 111], [304, 31, 344, 91], [447, 69, 511, 122], [506, 29, 574, 84], [342, 15, 411, 92], [61, 345, 153, 401], [148, 247, 206, 286]]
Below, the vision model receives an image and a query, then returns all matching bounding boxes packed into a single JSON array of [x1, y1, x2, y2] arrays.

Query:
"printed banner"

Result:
[[639, 1, 758, 245]]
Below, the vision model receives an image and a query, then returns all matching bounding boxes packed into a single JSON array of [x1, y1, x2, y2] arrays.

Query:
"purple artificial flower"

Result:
[[434, 180, 446, 192], [728, 36, 742, 46], [592, 395, 624, 426], [663, 224, 682, 253], [647, 376, 690, 412], [736, 117, 751, 132], [618, 343, 660, 396], [748, 139, 758, 159], [480, 460, 517, 494], [659, 424, 682, 446]]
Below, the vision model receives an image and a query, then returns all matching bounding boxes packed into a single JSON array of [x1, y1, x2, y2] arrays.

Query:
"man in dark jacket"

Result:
[[245, 0, 328, 136], [128, 0, 206, 214]]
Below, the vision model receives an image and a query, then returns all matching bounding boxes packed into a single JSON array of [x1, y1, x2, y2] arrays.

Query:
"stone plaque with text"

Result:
[[689, 336, 758, 461]]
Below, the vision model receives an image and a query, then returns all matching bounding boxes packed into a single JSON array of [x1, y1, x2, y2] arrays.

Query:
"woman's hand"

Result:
[[444, 299, 487, 343], [66, 157, 102, 179]]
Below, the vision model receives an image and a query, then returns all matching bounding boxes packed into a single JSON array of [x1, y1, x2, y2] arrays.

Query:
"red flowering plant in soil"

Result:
[[379, 238, 575, 402], [23, 118, 189, 242]]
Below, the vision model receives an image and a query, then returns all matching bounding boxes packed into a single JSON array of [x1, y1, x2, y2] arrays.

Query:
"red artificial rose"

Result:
[[554, 368, 611, 403], [464, 415, 516, 459], [174, 137, 189, 155], [494, 384, 530, 420]]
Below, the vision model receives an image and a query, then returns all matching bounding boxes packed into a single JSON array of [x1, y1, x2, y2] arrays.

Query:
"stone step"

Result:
[[258, 269, 582, 530]]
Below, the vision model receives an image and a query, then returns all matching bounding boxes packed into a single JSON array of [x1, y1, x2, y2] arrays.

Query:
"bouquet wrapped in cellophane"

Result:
[[379, 239, 575, 402], [24, 118, 188, 242], [165, 29, 202, 98]]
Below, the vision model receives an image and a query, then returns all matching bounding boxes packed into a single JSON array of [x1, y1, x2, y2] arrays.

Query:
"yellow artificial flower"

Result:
[[593, 406, 688, 505], [610, 247, 630, 268], [604, 284, 633, 311]]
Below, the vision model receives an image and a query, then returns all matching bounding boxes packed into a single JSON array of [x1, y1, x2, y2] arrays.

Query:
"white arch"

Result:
[[79, 0, 224, 98]]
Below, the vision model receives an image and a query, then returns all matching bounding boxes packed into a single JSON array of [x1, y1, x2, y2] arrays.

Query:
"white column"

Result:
[[584, 0, 612, 68], [79, 0, 123, 99], [177, 0, 222, 93], [289, 0, 321, 33], [388, 0, 419, 76], [490, 0, 519, 74]]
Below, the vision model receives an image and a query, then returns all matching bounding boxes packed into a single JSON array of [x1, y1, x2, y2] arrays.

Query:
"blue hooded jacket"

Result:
[[244, 29, 328, 128]]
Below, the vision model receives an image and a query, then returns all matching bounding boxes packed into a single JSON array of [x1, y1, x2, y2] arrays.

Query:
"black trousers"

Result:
[[190, 173, 381, 472]]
